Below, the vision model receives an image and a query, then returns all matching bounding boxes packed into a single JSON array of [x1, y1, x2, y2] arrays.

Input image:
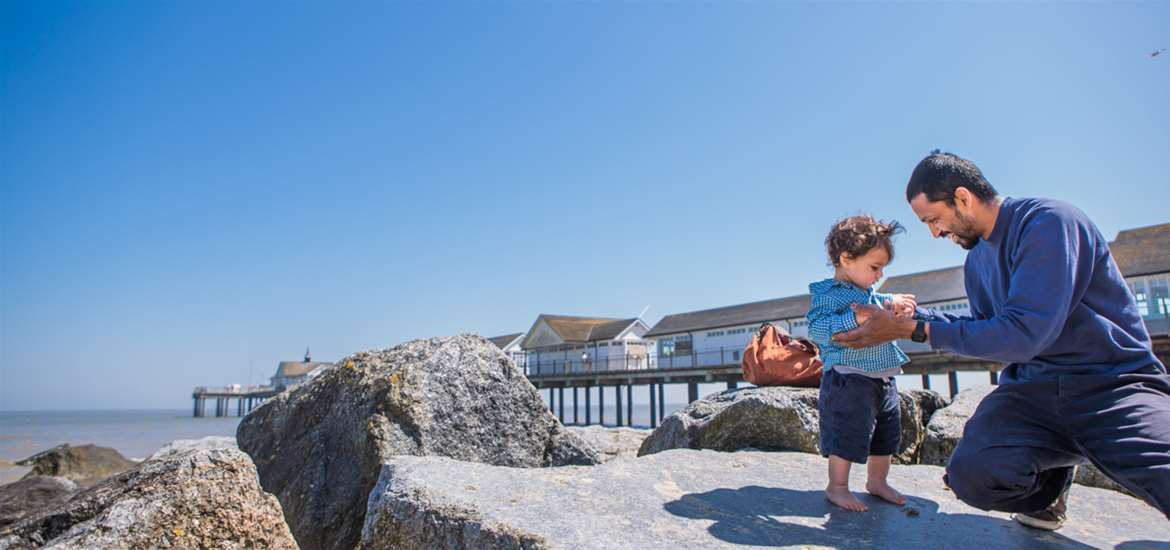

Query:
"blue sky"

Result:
[[2, 2, 1168, 411]]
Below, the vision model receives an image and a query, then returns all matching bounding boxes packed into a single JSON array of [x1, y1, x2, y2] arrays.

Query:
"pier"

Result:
[[192, 385, 279, 417]]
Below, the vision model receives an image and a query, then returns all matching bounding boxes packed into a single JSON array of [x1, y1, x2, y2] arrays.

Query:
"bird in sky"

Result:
[[1150, 48, 1167, 59]]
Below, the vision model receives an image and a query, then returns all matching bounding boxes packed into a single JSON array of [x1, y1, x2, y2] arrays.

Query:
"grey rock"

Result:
[[919, 385, 995, 466], [564, 426, 650, 463], [920, 385, 1134, 496], [907, 388, 949, 423], [360, 449, 1169, 550], [637, 386, 940, 464], [1075, 463, 1133, 496], [148, 436, 238, 461], [0, 448, 297, 550], [0, 476, 76, 529], [237, 334, 600, 550], [15, 444, 136, 489]]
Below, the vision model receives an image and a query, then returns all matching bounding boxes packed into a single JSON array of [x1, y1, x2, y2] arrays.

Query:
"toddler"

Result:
[[807, 215, 916, 511]]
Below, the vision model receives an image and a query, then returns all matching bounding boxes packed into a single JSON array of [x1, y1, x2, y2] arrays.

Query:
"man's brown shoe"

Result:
[[1013, 466, 1075, 531]]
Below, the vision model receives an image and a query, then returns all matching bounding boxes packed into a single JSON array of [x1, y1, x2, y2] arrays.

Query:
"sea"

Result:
[[0, 410, 241, 483]]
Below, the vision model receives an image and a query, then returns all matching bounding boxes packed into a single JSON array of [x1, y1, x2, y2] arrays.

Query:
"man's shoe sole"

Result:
[[1013, 512, 1064, 531]]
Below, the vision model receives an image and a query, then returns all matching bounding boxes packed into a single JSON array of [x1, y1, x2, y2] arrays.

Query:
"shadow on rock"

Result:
[[663, 485, 1100, 550]]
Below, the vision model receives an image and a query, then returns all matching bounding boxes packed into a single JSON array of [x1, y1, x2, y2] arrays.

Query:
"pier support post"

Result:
[[649, 384, 657, 427], [989, 370, 999, 385], [615, 385, 623, 427], [193, 397, 199, 418], [572, 387, 579, 426], [585, 386, 591, 425], [687, 382, 699, 403], [626, 384, 633, 427], [921, 374, 932, 391], [726, 380, 738, 390], [598, 385, 605, 426], [237, 398, 244, 416], [658, 383, 665, 420], [948, 371, 960, 398], [558, 387, 565, 424], [548, 388, 554, 413]]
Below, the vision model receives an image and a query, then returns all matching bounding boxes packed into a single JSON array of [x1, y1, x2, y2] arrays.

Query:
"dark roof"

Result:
[[645, 294, 811, 338], [878, 266, 966, 305], [1109, 223, 1170, 278], [487, 333, 523, 349]]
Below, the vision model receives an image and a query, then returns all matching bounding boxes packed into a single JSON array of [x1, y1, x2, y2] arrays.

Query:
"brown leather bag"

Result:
[[741, 323, 823, 387]]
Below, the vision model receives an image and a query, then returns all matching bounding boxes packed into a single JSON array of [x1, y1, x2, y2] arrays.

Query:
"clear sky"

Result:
[[2, 2, 1167, 411]]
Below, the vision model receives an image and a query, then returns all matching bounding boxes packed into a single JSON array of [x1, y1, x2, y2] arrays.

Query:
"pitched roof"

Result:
[[274, 361, 331, 378], [542, 315, 640, 343], [1109, 223, 1170, 278], [645, 294, 811, 338], [487, 333, 523, 349], [878, 266, 967, 305]]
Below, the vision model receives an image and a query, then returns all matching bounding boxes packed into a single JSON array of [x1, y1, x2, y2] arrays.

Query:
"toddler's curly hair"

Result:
[[825, 215, 904, 267]]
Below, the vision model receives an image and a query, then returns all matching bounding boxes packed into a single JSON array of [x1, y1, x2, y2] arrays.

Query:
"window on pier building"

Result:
[[1131, 280, 1150, 318], [1149, 278, 1169, 319]]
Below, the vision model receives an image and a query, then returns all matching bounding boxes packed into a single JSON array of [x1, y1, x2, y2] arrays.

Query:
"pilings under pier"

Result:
[[191, 386, 279, 417]]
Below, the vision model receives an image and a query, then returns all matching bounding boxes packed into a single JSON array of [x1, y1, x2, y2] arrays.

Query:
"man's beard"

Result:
[[946, 211, 981, 250]]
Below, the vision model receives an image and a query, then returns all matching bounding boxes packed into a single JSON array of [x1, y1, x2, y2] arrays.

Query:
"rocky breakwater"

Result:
[[360, 449, 1169, 549], [638, 386, 947, 464], [0, 446, 297, 549], [237, 334, 601, 550]]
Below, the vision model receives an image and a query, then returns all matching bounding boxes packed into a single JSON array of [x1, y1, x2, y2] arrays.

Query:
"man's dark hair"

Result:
[[905, 150, 998, 205]]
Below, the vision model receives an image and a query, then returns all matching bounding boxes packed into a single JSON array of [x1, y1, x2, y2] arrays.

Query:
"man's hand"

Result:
[[833, 304, 917, 349]]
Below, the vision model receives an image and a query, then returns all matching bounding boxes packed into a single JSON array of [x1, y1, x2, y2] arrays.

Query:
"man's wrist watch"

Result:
[[911, 320, 927, 343]]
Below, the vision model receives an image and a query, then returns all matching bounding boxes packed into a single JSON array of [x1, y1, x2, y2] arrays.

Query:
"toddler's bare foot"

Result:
[[825, 485, 868, 511], [865, 480, 906, 506]]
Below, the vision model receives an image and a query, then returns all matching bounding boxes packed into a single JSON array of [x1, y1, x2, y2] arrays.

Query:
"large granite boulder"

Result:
[[565, 426, 650, 463], [0, 448, 296, 550], [15, 444, 136, 488], [919, 385, 1131, 495], [360, 449, 1169, 549], [237, 334, 600, 550], [638, 386, 942, 464], [0, 476, 76, 529]]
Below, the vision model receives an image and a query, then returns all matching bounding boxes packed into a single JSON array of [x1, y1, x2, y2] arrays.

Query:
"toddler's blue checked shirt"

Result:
[[807, 278, 909, 376]]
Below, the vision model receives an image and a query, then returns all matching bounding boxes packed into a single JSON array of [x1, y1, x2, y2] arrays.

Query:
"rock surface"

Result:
[[15, 444, 137, 488], [0, 448, 297, 550], [0, 476, 76, 529], [360, 449, 1169, 549], [564, 426, 649, 463], [638, 386, 940, 464], [149, 436, 238, 461], [919, 385, 994, 466], [919, 385, 1132, 495], [237, 334, 600, 550]]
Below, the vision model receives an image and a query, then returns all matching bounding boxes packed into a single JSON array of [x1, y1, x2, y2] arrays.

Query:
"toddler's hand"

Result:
[[885, 294, 917, 318]]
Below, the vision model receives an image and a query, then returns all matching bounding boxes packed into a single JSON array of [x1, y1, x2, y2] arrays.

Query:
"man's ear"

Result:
[[953, 186, 974, 210]]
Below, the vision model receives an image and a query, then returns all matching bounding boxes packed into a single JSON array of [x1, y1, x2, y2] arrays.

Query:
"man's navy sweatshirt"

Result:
[[917, 196, 1165, 384]]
